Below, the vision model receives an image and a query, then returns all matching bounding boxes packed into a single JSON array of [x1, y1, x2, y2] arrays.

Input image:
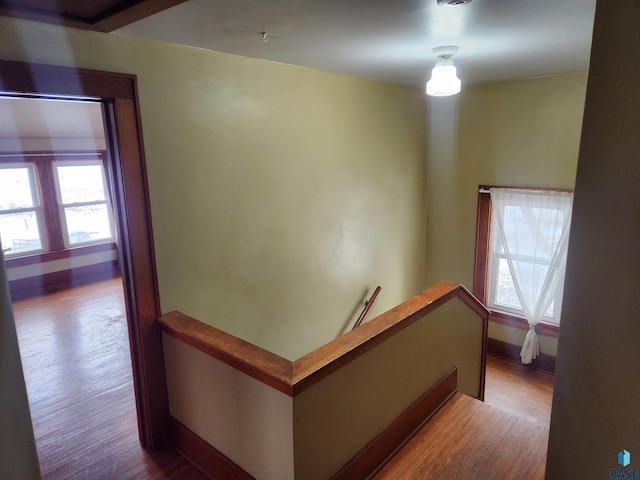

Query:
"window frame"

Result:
[[473, 185, 573, 338], [0, 152, 116, 265], [0, 161, 48, 255], [53, 158, 116, 248]]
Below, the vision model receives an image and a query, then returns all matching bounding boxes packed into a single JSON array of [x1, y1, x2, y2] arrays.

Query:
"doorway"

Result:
[[0, 94, 128, 476], [0, 59, 169, 451]]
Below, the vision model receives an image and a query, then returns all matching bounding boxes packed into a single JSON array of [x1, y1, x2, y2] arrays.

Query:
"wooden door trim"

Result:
[[0, 59, 168, 449]]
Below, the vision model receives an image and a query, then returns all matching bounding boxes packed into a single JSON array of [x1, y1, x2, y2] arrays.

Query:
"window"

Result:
[[0, 163, 45, 255], [0, 154, 114, 257], [474, 186, 574, 336], [55, 161, 114, 247]]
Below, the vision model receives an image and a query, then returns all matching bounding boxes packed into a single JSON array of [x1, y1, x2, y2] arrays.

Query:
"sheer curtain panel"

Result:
[[489, 188, 573, 364]]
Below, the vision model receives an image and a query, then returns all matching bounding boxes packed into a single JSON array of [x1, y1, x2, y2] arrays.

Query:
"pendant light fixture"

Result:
[[426, 46, 462, 97]]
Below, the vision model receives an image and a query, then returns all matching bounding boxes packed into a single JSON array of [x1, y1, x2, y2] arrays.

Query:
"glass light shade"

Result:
[[426, 64, 461, 96]]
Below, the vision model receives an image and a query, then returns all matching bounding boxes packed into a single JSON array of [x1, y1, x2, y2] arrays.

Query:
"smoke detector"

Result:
[[437, 0, 472, 5]]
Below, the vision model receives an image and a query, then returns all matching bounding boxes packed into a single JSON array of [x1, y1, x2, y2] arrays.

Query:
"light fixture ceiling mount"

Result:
[[437, 0, 472, 6], [432, 45, 459, 59], [426, 45, 462, 97]]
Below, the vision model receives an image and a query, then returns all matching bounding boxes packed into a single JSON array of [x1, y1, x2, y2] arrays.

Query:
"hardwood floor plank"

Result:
[[484, 354, 554, 426], [440, 405, 515, 478], [473, 415, 547, 479], [12, 278, 206, 480], [375, 395, 483, 478], [374, 353, 554, 480]]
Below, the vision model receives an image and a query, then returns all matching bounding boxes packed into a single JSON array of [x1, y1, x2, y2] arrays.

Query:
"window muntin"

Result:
[[0, 164, 45, 256], [54, 161, 114, 246]]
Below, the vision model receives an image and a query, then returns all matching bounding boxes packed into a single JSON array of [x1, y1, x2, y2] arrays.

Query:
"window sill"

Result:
[[5, 241, 117, 268], [489, 310, 559, 338]]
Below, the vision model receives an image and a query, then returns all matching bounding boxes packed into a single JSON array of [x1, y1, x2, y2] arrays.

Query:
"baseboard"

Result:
[[487, 337, 556, 374], [9, 261, 120, 300], [333, 366, 458, 480], [170, 416, 254, 480]]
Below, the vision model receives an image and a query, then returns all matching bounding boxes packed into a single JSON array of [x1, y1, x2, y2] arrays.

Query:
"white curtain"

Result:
[[490, 188, 573, 364]]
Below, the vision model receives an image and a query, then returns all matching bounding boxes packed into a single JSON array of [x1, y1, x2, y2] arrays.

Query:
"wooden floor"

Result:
[[12, 277, 206, 480], [374, 355, 555, 480], [13, 277, 554, 480]]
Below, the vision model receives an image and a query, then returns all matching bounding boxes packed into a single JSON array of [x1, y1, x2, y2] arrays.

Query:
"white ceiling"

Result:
[[0, 1, 597, 143], [116, 0, 597, 88]]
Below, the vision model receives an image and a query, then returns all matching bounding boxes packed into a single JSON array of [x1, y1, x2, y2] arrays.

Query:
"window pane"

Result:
[[57, 164, 106, 204], [495, 258, 522, 310], [63, 204, 113, 245], [0, 211, 43, 255], [494, 257, 557, 319], [0, 167, 36, 210], [546, 300, 555, 319], [500, 205, 566, 260]]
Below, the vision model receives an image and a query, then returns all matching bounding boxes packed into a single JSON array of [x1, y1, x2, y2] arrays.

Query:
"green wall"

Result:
[[0, 16, 589, 362], [424, 73, 588, 355], [0, 17, 427, 360]]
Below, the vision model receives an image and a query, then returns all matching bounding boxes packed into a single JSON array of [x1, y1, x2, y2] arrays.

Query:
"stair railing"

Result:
[[352, 286, 381, 330]]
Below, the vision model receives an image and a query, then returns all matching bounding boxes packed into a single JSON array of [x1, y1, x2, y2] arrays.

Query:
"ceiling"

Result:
[[114, 0, 597, 87], [0, 0, 596, 88], [0, 1, 597, 148]]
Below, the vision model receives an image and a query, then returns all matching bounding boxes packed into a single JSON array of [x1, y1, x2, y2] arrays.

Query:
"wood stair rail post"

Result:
[[353, 286, 381, 330]]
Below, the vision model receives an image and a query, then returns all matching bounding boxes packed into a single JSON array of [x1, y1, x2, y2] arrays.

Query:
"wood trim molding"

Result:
[[6, 242, 117, 268], [0, 1, 188, 33], [487, 338, 556, 374], [489, 310, 559, 338], [158, 311, 294, 396], [108, 97, 168, 448], [37, 158, 66, 251], [159, 281, 489, 398], [478, 184, 574, 194], [459, 287, 489, 401], [333, 367, 458, 480], [0, 60, 167, 449], [456, 287, 491, 320], [93, 0, 189, 32], [0, 60, 136, 100], [8, 260, 119, 301], [292, 282, 488, 396], [473, 191, 492, 302], [0, 151, 105, 158], [170, 417, 254, 480]]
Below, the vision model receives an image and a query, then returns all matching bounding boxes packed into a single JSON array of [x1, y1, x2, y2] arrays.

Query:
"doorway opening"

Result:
[[0, 95, 130, 476], [0, 59, 170, 454]]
